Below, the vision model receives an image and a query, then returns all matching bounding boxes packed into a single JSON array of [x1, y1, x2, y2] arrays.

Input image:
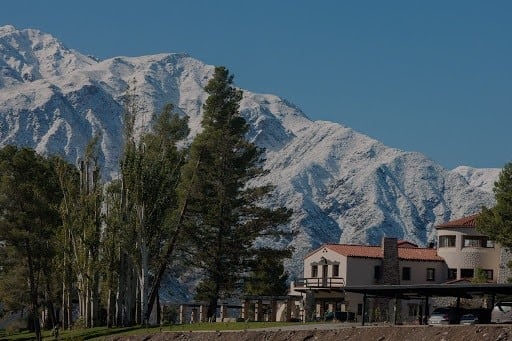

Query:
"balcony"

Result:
[[293, 277, 345, 292]]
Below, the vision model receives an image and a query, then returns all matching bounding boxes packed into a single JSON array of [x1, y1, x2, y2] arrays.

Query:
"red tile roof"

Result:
[[322, 244, 443, 262], [397, 240, 418, 248], [398, 247, 444, 261], [436, 214, 479, 229], [324, 244, 381, 259]]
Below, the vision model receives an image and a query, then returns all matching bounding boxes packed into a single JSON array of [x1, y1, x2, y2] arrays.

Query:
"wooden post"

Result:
[[286, 298, 293, 322], [270, 300, 277, 322], [318, 301, 324, 320], [241, 300, 250, 321], [179, 305, 185, 324], [199, 304, 207, 322], [393, 295, 398, 325], [362, 294, 367, 326], [255, 300, 263, 322], [423, 296, 429, 325], [220, 304, 227, 322]]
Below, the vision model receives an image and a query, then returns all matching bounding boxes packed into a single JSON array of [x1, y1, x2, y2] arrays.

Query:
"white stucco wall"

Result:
[[399, 260, 447, 284], [437, 227, 501, 281], [303, 246, 346, 280], [345, 257, 382, 286]]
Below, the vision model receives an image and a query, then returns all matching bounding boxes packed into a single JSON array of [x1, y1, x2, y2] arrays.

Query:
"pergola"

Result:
[[343, 283, 512, 325]]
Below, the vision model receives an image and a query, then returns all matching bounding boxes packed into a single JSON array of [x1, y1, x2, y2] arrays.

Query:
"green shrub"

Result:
[[5, 319, 25, 335]]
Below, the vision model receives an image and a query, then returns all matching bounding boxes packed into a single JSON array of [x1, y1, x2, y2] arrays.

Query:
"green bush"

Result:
[[72, 317, 87, 330], [5, 319, 25, 335]]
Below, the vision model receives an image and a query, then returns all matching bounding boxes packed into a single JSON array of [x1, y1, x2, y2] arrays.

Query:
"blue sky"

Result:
[[3, 1, 511, 169]]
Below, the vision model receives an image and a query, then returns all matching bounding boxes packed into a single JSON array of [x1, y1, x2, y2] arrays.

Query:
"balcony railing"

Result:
[[295, 277, 345, 289]]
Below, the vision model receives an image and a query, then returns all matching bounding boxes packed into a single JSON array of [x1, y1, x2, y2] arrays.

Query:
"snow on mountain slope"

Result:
[[0, 25, 97, 86], [0, 26, 500, 279], [258, 120, 497, 274], [452, 166, 501, 194]]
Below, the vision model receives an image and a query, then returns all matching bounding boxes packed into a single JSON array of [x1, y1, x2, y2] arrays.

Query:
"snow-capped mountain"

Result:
[[0, 25, 499, 277], [452, 166, 501, 194]]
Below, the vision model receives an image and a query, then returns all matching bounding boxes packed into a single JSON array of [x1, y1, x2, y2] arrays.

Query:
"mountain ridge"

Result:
[[0, 25, 499, 280]]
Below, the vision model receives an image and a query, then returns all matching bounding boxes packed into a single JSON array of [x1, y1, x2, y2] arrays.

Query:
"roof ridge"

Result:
[[436, 213, 480, 229]]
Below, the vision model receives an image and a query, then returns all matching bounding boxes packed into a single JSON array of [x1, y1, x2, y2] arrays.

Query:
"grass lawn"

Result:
[[0, 321, 303, 340], [0, 326, 139, 340]]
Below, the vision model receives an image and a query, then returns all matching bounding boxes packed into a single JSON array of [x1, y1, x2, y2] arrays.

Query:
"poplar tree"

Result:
[[102, 179, 123, 327], [179, 66, 292, 320], [54, 158, 79, 329], [55, 138, 103, 328], [120, 98, 189, 324]]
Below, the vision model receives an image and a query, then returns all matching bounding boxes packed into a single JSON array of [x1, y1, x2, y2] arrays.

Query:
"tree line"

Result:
[[0, 67, 293, 340]]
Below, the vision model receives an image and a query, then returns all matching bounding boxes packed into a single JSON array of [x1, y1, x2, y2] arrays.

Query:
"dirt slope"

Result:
[[107, 325, 512, 341]]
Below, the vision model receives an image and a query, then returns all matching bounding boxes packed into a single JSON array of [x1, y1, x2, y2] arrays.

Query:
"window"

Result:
[[311, 265, 318, 278], [373, 265, 381, 280], [484, 269, 493, 280], [463, 236, 494, 248], [333, 264, 339, 277], [460, 268, 474, 278], [463, 236, 484, 247], [357, 304, 363, 316], [485, 239, 495, 248], [439, 235, 456, 247], [427, 268, 435, 281], [402, 267, 411, 281], [448, 268, 457, 280]]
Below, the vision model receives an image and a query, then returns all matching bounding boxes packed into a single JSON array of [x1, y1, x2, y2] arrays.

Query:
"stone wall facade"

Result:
[[498, 247, 512, 283], [381, 237, 399, 285]]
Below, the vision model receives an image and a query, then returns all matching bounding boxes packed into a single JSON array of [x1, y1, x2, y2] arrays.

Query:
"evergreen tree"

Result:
[[0, 146, 62, 340], [243, 248, 291, 296], [179, 66, 292, 321], [0, 245, 28, 312], [477, 162, 512, 281], [477, 162, 512, 246]]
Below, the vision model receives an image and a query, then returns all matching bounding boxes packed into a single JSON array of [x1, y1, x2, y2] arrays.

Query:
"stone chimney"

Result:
[[381, 237, 399, 285]]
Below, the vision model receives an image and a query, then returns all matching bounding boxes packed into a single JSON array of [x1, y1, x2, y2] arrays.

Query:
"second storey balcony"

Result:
[[293, 277, 345, 293]]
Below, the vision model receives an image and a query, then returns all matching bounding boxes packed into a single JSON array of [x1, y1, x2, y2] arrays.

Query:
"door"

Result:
[[322, 265, 328, 287]]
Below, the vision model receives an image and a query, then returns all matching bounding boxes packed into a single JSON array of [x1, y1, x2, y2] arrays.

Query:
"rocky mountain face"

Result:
[[0, 25, 498, 278]]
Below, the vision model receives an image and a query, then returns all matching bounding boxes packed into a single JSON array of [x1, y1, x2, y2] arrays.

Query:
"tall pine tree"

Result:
[[0, 146, 62, 340], [477, 161, 512, 281], [243, 248, 291, 296], [477, 162, 512, 247], [179, 66, 292, 320]]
